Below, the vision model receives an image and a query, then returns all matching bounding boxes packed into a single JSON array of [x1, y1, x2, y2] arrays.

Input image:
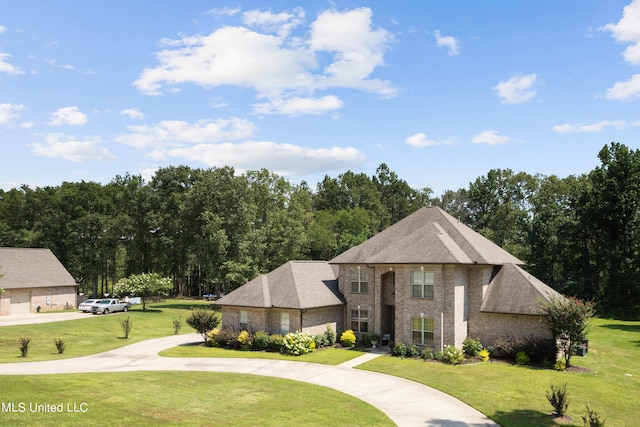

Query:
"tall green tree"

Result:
[[113, 272, 173, 311]]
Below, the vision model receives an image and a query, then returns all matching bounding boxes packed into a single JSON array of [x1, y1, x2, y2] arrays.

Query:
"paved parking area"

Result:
[[0, 311, 98, 326]]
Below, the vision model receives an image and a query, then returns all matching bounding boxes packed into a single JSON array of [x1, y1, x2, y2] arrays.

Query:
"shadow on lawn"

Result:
[[601, 323, 640, 333], [491, 409, 561, 427]]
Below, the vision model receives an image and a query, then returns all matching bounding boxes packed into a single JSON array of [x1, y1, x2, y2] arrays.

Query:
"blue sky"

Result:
[[1, 1, 640, 195]]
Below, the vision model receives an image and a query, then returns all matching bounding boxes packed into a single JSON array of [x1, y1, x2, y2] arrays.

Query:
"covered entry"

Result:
[[10, 289, 31, 314]]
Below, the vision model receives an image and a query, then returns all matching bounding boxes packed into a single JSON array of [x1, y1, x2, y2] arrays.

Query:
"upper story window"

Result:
[[350, 268, 369, 293], [411, 270, 434, 298]]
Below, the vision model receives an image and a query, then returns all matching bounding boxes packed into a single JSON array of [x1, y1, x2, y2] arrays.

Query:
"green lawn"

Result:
[[358, 317, 640, 427], [2, 302, 638, 426], [0, 299, 212, 362], [0, 371, 394, 427], [160, 342, 366, 365]]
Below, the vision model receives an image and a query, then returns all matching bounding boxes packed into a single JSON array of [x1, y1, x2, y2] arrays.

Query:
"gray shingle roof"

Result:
[[0, 248, 77, 289], [216, 261, 343, 309], [330, 206, 523, 265], [480, 263, 563, 315]]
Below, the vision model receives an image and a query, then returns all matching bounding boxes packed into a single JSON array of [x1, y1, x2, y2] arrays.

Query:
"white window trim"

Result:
[[411, 270, 434, 299], [350, 268, 369, 293], [412, 316, 434, 345], [350, 308, 369, 333]]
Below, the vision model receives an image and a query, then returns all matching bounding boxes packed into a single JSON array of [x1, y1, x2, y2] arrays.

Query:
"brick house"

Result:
[[0, 248, 77, 315], [217, 207, 561, 349], [216, 261, 344, 336]]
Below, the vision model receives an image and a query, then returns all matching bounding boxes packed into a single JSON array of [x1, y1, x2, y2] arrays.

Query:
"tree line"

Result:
[[1, 143, 639, 317]]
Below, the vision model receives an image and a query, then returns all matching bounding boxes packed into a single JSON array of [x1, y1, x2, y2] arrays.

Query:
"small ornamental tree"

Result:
[[538, 295, 595, 368], [113, 273, 173, 311], [186, 308, 220, 342]]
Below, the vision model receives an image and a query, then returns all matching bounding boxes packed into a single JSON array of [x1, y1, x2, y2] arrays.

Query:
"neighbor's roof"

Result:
[[0, 248, 77, 289], [330, 206, 523, 265], [216, 261, 343, 310], [480, 263, 564, 315]]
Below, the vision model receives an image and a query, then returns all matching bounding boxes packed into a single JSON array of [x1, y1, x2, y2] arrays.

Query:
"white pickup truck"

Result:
[[90, 298, 131, 315]]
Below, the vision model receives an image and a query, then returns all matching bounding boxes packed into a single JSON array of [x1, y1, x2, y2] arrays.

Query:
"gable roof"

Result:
[[0, 248, 77, 289], [216, 261, 343, 310], [330, 207, 523, 265], [480, 263, 563, 315]]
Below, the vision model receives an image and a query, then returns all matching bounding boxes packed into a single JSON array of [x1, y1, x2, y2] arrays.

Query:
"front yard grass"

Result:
[[358, 317, 639, 427], [0, 371, 394, 426], [160, 343, 365, 365], [0, 299, 212, 362]]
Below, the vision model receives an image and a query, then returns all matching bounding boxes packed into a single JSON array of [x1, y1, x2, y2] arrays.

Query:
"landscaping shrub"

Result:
[[186, 308, 220, 342], [407, 342, 420, 358], [546, 382, 570, 417], [420, 348, 434, 360], [554, 358, 566, 371], [340, 330, 356, 347], [392, 341, 407, 358], [462, 337, 483, 358], [172, 316, 182, 335], [282, 331, 315, 356], [207, 328, 219, 347], [324, 324, 336, 346], [313, 334, 327, 349], [493, 335, 556, 364], [19, 336, 31, 357], [440, 345, 465, 365], [360, 334, 371, 346], [214, 328, 242, 349], [515, 351, 531, 366], [252, 331, 271, 351], [582, 406, 605, 427], [120, 316, 133, 339], [478, 348, 490, 362], [269, 334, 284, 352], [237, 330, 252, 348], [54, 337, 66, 354]]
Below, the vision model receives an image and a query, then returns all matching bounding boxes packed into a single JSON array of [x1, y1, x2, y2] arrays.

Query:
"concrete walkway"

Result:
[[0, 311, 95, 326], [0, 333, 498, 426]]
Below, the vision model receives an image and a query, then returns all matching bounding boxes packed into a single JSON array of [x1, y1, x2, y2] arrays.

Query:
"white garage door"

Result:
[[10, 290, 31, 314]]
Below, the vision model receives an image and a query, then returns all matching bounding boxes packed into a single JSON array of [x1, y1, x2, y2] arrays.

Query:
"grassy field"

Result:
[[0, 371, 394, 427], [358, 317, 640, 427], [0, 299, 212, 362], [161, 342, 366, 365], [2, 301, 638, 426]]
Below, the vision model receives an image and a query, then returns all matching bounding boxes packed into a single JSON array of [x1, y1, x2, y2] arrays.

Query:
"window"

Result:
[[350, 268, 369, 293], [411, 270, 434, 298], [350, 309, 369, 333], [280, 312, 290, 335], [412, 317, 434, 345], [239, 310, 248, 330]]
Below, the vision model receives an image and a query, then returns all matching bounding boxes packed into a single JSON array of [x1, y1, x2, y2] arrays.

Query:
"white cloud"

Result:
[[405, 132, 453, 147], [120, 108, 145, 119], [45, 58, 75, 71], [0, 53, 23, 75], [606, 73, 640, 100], [0, 103, 24, 124], [493, 74, 537, 104], [602, 0, 640, 65], [29, 133, 117, 162], [434, 30, 460, 56], [0, 26, 6, 34], [205, 7, 241, 18], [150, 140, 366, 176], [553, 120, 629, 133], [242, 7, 304, 38], [48, 106, 88, 126], [116, 117, 256, 148], [134, 7, 396, 114], [471, 130, 510, 145], [253, 95, 343, 115]]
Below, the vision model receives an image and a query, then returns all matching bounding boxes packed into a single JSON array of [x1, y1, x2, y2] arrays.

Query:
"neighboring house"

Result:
[[216, 261, 344, 336], [216, 207, 562, 349], [0, 248, 77, 315]]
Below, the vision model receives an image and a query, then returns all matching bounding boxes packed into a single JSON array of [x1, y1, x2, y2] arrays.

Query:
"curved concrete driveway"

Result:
[[0, 333, 498, 427]]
